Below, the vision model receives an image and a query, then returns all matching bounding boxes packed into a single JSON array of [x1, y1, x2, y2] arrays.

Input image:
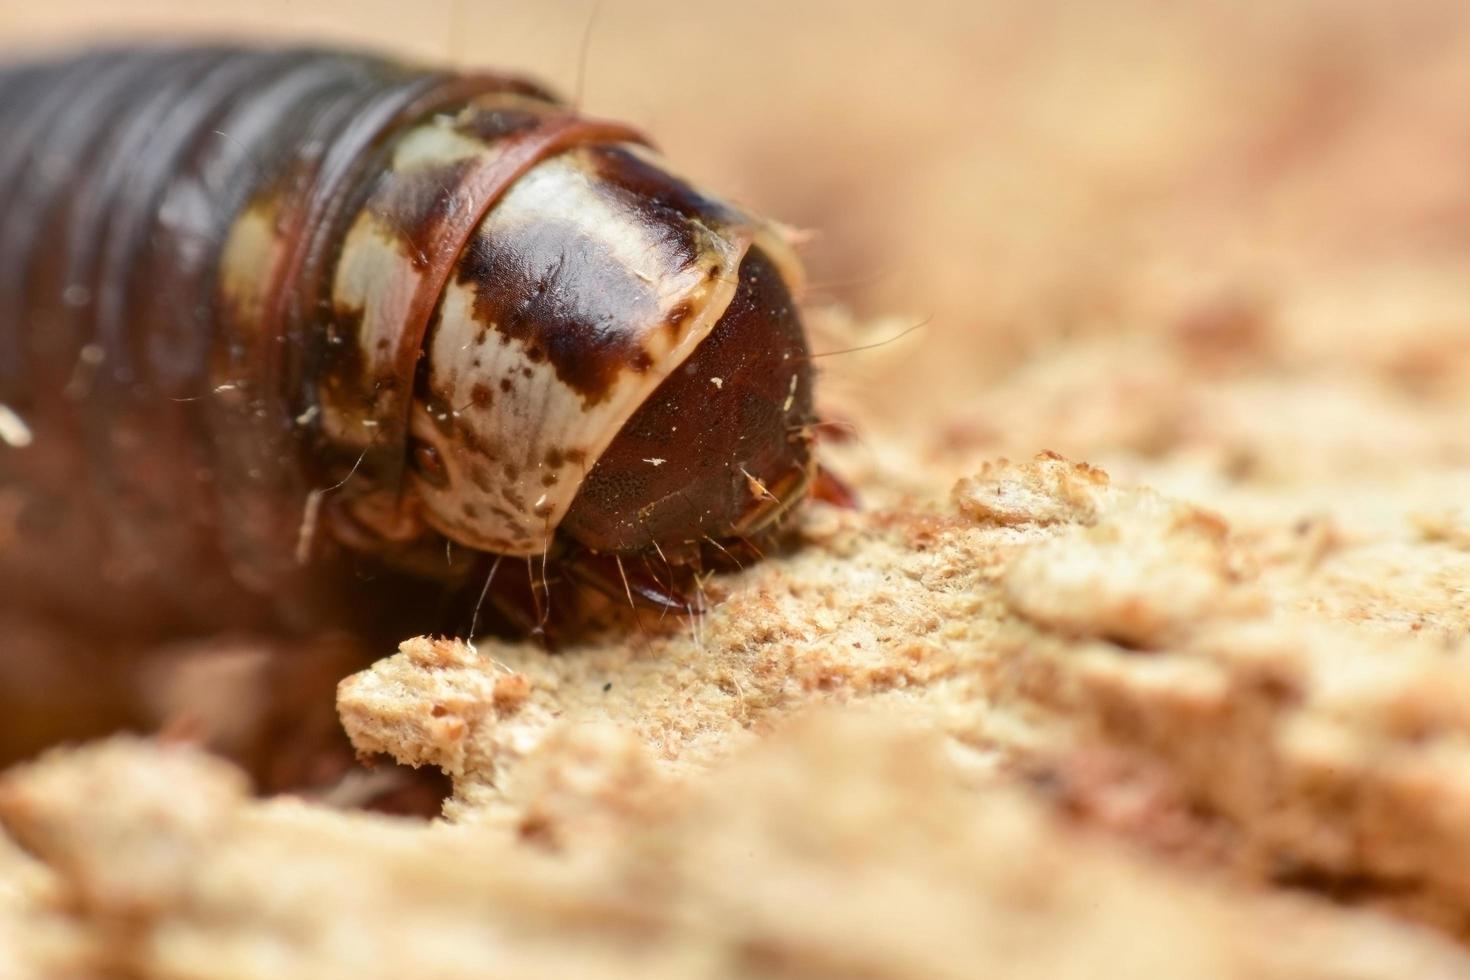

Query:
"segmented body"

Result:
[[0, 46, 817, 643]]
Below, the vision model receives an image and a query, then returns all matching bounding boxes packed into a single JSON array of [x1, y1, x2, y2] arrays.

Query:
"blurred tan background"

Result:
[[5, 0, 1470, 449]]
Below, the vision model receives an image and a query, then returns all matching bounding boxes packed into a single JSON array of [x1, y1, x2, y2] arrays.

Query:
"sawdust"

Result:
[[332, 448, 1470, 944], [13, 438, 1470, 975], [6, 725, 1470, 980]]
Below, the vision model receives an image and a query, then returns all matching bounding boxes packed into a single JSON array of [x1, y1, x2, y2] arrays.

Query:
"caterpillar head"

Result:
[[327, 107, 818, 566], [559, 243, 815, 556]]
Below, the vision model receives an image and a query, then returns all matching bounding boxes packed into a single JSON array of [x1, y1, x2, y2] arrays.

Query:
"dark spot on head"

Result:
[[544, 448, 564, 468], [409, 439, 450, 489], [502, 462, 519, 481], [499, 377, 513, 393], [471, 382, 494, 408], [461, 501, 481, 518]]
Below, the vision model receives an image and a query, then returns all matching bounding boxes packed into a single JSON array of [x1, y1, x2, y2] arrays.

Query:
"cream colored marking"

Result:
[[389, 123, 490, 171], [323, 217, 424, 446], [783, 373, 798, 412], [334, 218, 422, 355], [0, 404, 33, 448], [218, 204, 278, 316], [644, 457, 666, 466], [489, 152, 731, 312], [621, 142, 807, 293], [296, 489, 324, 565], [710, 377, 724, 389]]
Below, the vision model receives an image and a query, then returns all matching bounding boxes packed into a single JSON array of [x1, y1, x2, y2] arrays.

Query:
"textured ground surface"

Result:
[[9, 1, 1470, 976]]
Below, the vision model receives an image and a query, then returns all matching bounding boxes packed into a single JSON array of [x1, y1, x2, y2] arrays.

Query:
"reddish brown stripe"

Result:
[[254, 71, 543, 444], [386, 115, 652, 428]]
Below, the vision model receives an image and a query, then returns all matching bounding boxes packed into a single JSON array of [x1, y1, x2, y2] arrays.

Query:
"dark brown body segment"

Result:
[[0, 48, 540, 639]]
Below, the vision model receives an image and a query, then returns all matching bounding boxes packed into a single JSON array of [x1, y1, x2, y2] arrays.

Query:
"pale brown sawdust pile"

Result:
[[10, 0, 1470, 976], [11, 438, 1470, 975]]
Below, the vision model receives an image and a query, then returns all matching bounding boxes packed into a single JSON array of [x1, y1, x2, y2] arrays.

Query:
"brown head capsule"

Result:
[[0, 46, 830, 639], [308, 119, 816, 561]]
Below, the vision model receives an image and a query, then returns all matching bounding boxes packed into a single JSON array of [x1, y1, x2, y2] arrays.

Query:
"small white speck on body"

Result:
[[0, 404, 34, 448]]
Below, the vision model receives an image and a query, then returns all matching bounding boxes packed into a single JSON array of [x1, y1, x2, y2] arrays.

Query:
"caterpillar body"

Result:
[[0, 46, 829, 644]]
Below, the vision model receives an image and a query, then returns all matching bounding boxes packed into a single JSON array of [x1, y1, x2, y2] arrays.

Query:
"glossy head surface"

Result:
[[559, 246, 816, 554]]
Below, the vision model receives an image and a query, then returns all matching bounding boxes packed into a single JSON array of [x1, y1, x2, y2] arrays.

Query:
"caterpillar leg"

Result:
[[561, 551, 705, 616], [811, 464, 860, 510]]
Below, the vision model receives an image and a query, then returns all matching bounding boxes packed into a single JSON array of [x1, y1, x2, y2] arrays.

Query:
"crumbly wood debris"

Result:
[[6, 723, 1470, 979]]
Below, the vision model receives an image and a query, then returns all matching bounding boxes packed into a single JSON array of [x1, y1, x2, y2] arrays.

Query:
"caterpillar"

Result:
[[0, 45, 845, 647]]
